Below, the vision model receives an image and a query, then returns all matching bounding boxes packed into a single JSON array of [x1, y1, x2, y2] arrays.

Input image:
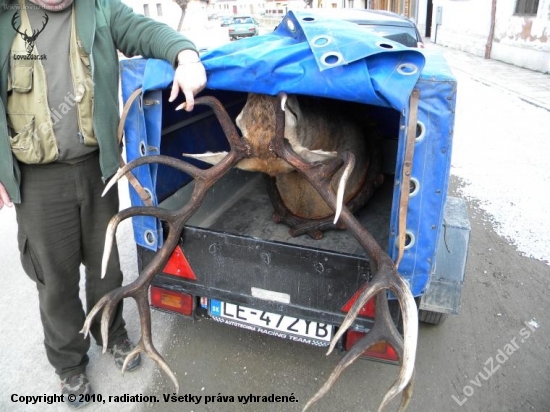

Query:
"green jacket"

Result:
[[0, 0, 196, 203]]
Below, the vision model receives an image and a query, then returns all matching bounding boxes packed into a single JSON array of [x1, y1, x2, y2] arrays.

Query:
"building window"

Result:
[[156, 3, 162, 16], [143, 4, 149, 16], [515, 0, 539, 15]]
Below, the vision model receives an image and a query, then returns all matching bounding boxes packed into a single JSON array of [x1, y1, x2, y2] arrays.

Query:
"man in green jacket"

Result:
[[0, 0, 206, 407]]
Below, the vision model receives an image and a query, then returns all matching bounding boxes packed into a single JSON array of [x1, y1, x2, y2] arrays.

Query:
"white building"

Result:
[[423, 0, 550, 73], [208, 0, 267, 16], [123, 0, 549, 73], [122, 0, 226, 50], [123, 0, 183, 29]]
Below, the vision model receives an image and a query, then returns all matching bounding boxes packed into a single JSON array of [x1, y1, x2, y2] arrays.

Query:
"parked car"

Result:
[[220, 16, 232, 27], [228, 15, 259, 40]]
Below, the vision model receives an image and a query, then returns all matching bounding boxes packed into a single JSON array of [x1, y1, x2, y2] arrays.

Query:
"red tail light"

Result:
[[163, 246, 197, 280], [150, 286, 194, 316], [341, 285, 376, 319], [345, 330, 399, 363], [341, 286, 398, 363]]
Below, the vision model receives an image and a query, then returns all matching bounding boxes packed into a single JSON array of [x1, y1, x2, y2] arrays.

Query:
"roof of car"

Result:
[[303, 8, 417, 28]]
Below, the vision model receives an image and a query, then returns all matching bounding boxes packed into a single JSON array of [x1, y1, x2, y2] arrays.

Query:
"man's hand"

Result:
[[0, 182, 13, 210], [168, 50, 207, 112]]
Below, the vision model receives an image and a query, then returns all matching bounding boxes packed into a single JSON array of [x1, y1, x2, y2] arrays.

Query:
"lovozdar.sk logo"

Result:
[[11, 10, 48, 59]]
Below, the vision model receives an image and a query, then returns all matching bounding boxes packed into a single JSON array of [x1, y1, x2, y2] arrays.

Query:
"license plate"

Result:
[[209, 299, 333, 347]]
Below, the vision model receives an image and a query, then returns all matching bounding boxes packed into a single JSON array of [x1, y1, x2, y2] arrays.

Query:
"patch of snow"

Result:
[[451, 72, 550, 265]]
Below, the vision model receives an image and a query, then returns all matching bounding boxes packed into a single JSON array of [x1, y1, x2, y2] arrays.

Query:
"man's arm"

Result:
[[108, 0, 197, 67], [107, 0, 206, 111], [0, 182, 13, 210]]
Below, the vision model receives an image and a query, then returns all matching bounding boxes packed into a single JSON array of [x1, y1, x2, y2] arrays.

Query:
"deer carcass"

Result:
[[184, 93, 384, 238]]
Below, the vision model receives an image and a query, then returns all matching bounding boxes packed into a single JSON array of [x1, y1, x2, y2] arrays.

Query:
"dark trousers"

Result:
[[15, 153, 128, 379]]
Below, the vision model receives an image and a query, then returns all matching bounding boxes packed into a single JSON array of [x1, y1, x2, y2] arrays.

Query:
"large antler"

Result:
[[81, 96, 249, 389], [84, 93, 418, 411], [267, 93, 418, 412]]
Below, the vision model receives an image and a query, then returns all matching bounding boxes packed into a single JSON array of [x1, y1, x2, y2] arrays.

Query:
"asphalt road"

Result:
[[1, 34, 549, 412]]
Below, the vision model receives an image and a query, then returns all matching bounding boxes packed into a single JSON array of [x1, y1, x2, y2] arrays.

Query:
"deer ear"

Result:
[[182, 151, 228, 165], [282, 95, 301, 147], [283, 95, 300, 129]]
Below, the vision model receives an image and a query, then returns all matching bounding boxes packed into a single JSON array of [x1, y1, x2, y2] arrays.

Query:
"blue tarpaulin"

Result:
[[201, 10, 425, 110]]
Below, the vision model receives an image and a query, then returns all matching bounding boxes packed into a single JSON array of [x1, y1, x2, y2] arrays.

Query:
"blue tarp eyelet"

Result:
[[286, 19, 296, 32], [144, 187, 153, 201], [139, 141, 147, 156], [321, 52, 343, 67], [415, 121, 426, 142], [409, 178, 420, 197], [144, 230, 156, 246], [404, 231, 415, 250], [397, 63, 418, 76], [377, 42, 394, 49], [312, 35, 332, 47]]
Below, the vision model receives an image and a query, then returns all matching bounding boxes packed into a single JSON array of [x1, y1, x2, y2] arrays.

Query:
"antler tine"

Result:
[[101, 205, 174, 278], [311, 284, 417, 412], [103, 155, 206, 197], [121, 289, 180, 391], [303, 292, 402, 411], [326, 276, 387, 355], [333, 153, 355, 224], [396, 372, 415, 412], [80, 292, 109, 338], [302, 338, 367, 412], [377, 278, 418, 411]]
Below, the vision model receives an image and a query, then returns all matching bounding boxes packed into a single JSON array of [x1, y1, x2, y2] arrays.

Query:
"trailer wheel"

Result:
[[419, 309, 447, 325]]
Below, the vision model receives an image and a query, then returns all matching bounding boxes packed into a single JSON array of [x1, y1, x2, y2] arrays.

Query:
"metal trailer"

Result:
[[119, 11, 469, 365]]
